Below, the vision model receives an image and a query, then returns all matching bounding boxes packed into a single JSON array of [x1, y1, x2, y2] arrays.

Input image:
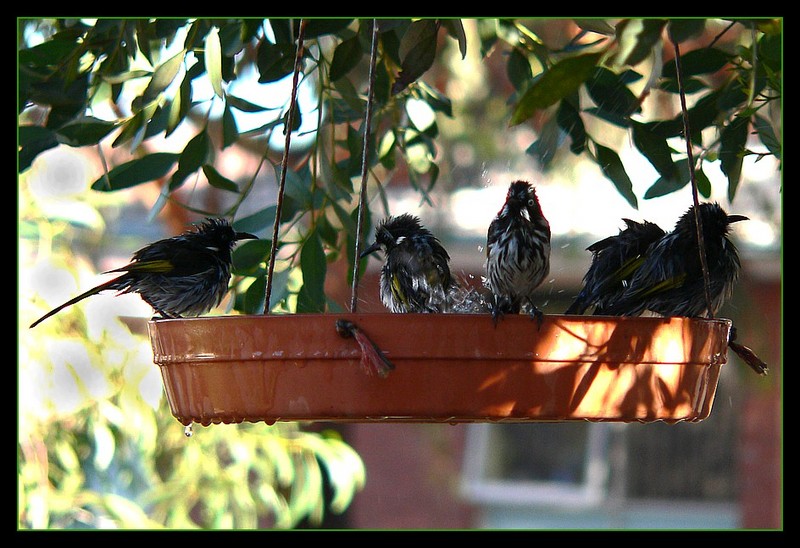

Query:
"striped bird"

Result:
[[485, 180, 551, 324]]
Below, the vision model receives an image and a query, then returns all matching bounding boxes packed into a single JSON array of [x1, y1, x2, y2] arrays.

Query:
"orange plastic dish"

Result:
[[148, 313, 731, 426]]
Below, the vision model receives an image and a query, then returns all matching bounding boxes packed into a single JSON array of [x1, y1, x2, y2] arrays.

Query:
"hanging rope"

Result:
[[350, 19, 380, 313], [264, 19, 307, 315], [671, 37, 715, 319]]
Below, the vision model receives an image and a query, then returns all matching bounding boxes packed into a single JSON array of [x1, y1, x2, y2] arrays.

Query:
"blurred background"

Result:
[[19, 18, 781, 529]]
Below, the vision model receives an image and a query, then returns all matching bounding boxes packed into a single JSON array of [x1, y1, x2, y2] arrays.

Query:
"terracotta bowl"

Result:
[[148, 313, 731, 426]]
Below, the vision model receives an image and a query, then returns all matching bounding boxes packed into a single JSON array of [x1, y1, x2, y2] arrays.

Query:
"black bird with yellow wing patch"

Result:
[[360, 214, 457, 313], [30, 217, 257, 327]]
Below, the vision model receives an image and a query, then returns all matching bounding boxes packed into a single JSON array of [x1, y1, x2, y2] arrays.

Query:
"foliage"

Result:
[[18, 18, 781, 314], [19, 173, 365, 530]]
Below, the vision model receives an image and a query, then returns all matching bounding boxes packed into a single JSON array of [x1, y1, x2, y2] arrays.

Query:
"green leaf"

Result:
[[256, 41, 296, 83], [392, 19, 439, 95], [221, 103, 239, 149], [584, 67, 642, 120], [205, 26, 225, 98], [644, 158, 691, 199], [56, 117, 117, 147], [143, 49, 185, 102], [329, 36, 363, 81], [232, 239, 271, 273], [510, 52, 602, 126], [297, 231, 327, 313], [667, 19, 706, 43], [720, 115, 749, 201], [19, 126, 58, 172], [169, 130, 212, 190], [243, 274, 267, 314], [631, 121, 676, 178], [595, 143, 638, 208], [507, 47, 532, 92], [235, 205, 278, 233], [556, 98, 586, 155], [226, 93, 277, 113], [612, 19, 667, 68], [442, 19, 468, 59], [90, 152, 179, 191], [694, 164, 712, 198], [753, 113, 781, 159], [202, 164, 239, 192], [662, 47, 730, 78]]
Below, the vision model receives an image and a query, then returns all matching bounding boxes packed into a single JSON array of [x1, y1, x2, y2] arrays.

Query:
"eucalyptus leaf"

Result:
[[595, 143, 638, 208], [329, 35, 363, 81], [204, 26, 225, 98], [510, 52, 602, 126], [720, 115, 749, 200], [90, 152, 179, 191]]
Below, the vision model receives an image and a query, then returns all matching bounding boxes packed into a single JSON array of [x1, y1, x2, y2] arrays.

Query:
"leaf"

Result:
[[232, 239, 271, 273], [612, 19, 667, 68], [169, 130, 212, 190], [510, 52, 602, 126], [202, 164, 239, 192], [631, 121, 677, 178], [753, 113, 781, 159], [221, 103, 239, 149], [297, 231, 327, 313], [442, 19, 467, 59], [90, 152, 179, 191], [56, 117, 117, 147], [584, 66, 642, 120], [507, 47, 532, 92], [235, 205, 278, 233], [644, 158, 691, 199], [143, 49, 185, 102], [226, 93, 276, 113], [662, 47, 730, 78], [329, 35, 363, 81], [392, 19, 439, 95], [556, 98, 586, 154], [204, 26, 225, 98], [667, 19, 706, 43], [256, 41, 296, 83], [694, 164, 712, 198], [243, 274, 267, 314], [595, 143, 638, 208], [720, 115, 749, 201], [18, 126, 58, 172]]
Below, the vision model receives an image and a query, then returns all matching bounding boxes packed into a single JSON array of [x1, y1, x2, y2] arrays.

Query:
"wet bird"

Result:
[[565, 218, 666, 315], [360, 213, 456, 313], [601, 202, 747, 318], [485, 180, 551, 324], [30, 217, 257, 328]]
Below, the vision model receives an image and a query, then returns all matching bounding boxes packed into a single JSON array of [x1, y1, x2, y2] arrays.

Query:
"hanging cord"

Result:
[[350, 19, 381, 313], [264, 19, 307, 314], [671, 37, 715, 319]]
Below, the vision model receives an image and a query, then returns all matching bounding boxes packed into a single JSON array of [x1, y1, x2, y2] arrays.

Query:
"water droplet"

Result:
[[184, 424, 193, 438]]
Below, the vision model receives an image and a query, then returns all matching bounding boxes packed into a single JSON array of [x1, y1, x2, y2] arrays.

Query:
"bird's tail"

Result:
[[29, 276, 124, 328]]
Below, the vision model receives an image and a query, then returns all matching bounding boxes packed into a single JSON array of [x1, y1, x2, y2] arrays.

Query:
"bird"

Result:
[[29, 217, 257, 328], [600, 202, 747, 318], [485, 180, 551, 324], [359, 213, 457, 313], [565, 218, 666, 315]]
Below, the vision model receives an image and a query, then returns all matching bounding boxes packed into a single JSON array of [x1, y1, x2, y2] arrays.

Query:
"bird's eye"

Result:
[[527, 199, 535, 207]]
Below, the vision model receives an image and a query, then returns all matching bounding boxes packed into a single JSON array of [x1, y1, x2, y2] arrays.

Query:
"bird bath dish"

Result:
[[148, 313, 732, 426]]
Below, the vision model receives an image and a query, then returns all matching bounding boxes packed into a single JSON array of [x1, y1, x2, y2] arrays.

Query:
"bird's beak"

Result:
[[727, 214, 749, 224], [235, 232, 258, 241], [359, 241, 382, 259]]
